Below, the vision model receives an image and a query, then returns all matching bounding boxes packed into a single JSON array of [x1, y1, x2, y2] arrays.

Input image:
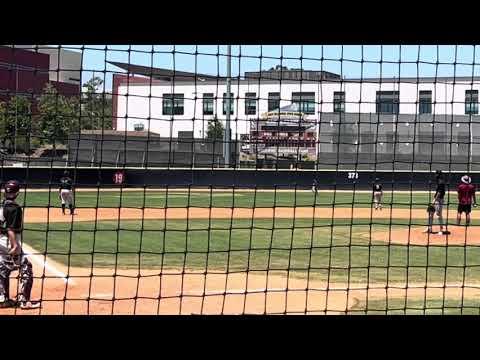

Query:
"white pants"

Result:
[[60, 189, 73, 206], [373, 192, 383, 209]]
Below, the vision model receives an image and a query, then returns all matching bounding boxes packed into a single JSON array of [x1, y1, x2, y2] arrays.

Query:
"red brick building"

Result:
[[0, 46, 80, 103]]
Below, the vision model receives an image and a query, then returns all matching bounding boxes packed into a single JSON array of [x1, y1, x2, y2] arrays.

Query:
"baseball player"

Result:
[[59, 170, 74, 215], [312, 178, 318, 194], [426, 203, 436, 234], [372, 178, 383, 210], [0, 180, 40, 309], [457, 175, 477, 226], [427, 170, 446, 234]]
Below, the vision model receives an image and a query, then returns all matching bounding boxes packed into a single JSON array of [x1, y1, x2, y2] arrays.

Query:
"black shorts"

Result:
[[458, 204, 472, 214]]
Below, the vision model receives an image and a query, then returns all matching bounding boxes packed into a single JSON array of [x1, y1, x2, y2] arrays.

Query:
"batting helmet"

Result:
[[4, 180, 20, 198]]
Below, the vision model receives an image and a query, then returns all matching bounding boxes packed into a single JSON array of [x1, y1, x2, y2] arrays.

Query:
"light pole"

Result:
[[316, 80, 320, 170], [469, 118, 473, 173], [224, 45, 231, 167], [14, 66, 18, 156]]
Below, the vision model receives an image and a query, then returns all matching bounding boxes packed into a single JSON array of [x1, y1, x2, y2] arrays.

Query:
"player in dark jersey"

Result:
[[59, 170, 74, 215], [457, 175, 477, 226], [372, 178, 383, 210], [0, 180, 40, 309], [425, 170, 447, 234]]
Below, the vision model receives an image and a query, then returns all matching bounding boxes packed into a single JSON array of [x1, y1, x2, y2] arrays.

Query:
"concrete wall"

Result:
[[67, 133, 238, 167]]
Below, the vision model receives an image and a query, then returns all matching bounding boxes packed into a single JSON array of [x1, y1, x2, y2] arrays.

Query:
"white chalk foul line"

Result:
[[86, 287, 357, 299], [21, 243, 75, 285], [88, 282, 480, 300]]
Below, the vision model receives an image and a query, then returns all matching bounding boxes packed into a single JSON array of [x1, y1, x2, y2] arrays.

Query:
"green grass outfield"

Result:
[[349, 298, 480, 315], [17, 189, 465, 209], [24, 218, 480, 285]]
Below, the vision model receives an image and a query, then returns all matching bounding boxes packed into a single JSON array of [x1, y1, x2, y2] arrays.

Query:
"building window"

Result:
[[376, 91, 399, 114], [162, 94, 184, 115], [203, 93, 214, 115], [292, 92, 315, 114], [133, 123, 144, 131], [333, 91, 345, 113], [268, 92, 280, 112], [223, 92, 234, 115], [465, 90, 478, 115], [245, 92, 257, 115], [419, 90, 432, 114]]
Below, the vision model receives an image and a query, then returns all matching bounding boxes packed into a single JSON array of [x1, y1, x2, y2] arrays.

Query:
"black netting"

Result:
[[0, 45, 479, 314]]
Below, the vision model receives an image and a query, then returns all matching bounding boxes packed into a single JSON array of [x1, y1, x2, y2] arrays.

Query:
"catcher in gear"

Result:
[[0, 180, 40, 309], [59, 170, 74, 215]]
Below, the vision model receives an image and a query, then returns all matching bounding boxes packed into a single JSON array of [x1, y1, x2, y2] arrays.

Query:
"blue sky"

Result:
[[62, 45, 480, 91]]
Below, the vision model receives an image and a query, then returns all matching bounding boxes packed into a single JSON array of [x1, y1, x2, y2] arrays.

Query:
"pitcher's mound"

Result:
[[372, 226, 480, 246]]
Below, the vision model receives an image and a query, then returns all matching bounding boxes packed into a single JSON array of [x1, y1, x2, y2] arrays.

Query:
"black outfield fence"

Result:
[[0, 166, 474, 191]]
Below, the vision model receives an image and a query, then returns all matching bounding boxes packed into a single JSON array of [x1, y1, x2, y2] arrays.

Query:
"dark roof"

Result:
[[245, 69, 341, 81], [110, 61, 342, 83], [108, 61, 219, 82]]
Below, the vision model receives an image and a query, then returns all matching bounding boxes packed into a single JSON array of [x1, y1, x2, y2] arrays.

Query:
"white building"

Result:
[[111, 63, 480, 139]]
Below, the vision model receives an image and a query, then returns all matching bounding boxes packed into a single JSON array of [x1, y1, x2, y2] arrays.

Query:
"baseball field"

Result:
[[2, 188, 480, 315]]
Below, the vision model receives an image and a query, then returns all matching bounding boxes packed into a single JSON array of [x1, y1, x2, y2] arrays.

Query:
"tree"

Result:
[[0, 101, 9, 152], [0, 95, 35, 154], [206, 117, 224, 140], [37, 83, 79, 148], [82, 76, 112, 130]]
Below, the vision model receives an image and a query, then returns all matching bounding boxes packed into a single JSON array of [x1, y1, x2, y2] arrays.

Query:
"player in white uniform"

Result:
[[312, 179, 318, 194], [59, 170, 74, 215], [373, 178, 383, 210]]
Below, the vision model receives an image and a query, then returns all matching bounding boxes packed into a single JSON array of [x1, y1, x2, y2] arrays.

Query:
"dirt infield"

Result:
[[1, 206, 478, 315], [22, 206, 480, 222], [373, 225, 480, 246], [2, 261, 479, 315], [0, 265, 361, 315]]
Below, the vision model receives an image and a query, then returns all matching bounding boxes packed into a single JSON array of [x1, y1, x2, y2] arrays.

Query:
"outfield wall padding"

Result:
[[0, 167, 474, 191]]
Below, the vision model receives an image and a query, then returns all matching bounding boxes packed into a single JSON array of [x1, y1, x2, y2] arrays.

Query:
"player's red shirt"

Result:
[[457, 183, 476, 205]]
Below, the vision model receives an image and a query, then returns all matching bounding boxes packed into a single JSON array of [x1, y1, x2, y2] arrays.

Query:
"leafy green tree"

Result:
[[206, 117, 224, 140], [82, 76, 112, 130], [37, 83, 79, 148], [0, 95, 35, 154], [0, 101, 9, 152]]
